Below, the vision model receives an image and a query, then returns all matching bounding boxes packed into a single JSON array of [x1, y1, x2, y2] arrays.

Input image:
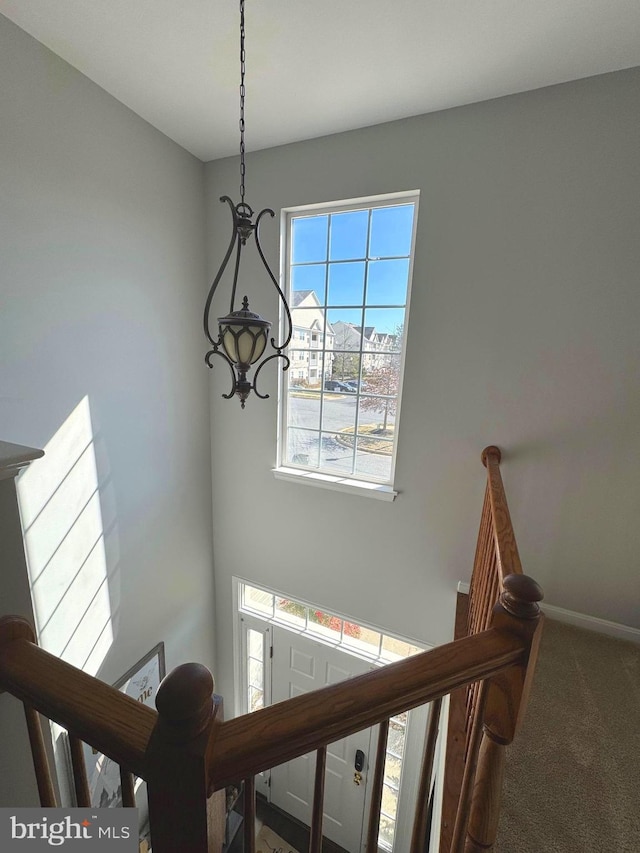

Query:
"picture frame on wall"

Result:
[[83, 642, 166, 808]]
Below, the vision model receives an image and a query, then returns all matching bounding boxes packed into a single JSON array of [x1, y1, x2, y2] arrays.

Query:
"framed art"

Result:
[[83, 643, 166, 808]]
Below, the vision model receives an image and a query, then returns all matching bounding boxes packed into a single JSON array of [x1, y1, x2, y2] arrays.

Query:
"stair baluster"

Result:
[[24, 702, 56, 807], [68, 733, 90, 806], [410, 697, 443, 852], [309, 746, 326, 853], [243, 775, 256, 853]]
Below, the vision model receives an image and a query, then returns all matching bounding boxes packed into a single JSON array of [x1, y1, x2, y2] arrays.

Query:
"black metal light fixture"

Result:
[[204, 0, 292, 408]]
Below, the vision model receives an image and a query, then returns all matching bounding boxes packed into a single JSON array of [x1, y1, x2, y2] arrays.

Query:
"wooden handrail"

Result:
[[482, 446, 523, 582], [0, 621, 155, 777], [207, 626, 526, 791]]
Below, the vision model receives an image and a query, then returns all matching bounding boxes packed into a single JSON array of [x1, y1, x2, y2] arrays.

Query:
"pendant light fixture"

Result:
[[203, 0, 292, 408]]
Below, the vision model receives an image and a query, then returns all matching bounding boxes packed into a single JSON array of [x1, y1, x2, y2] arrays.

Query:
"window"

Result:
[[239, 582, 424, 664], [278, 193, 418, 494]]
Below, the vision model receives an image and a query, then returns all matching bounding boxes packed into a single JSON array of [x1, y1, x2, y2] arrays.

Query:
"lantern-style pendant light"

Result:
[[204, 0, 292, 408]]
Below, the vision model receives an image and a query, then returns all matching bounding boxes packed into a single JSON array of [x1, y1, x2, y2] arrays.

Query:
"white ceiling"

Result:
[[2, 0, 640, 162]]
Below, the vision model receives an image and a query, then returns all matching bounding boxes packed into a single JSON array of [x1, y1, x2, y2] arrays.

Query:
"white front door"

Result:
[[270, 626, 375, 852]]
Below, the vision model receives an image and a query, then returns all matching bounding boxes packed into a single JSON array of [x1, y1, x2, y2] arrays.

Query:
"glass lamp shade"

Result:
[[218, 301, 271, 368]]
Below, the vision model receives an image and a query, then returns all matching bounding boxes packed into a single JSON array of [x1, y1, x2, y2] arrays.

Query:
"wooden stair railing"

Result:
[[0, 445, 542, 853], [440, 445, 543, 853], [0, 615, 224, 852]]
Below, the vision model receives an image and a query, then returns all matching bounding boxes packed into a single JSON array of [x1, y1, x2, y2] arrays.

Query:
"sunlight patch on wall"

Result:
[[17, 397, 114, 676]]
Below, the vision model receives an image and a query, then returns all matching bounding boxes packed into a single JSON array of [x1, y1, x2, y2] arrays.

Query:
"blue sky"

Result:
[[291, 204, 414, 334]]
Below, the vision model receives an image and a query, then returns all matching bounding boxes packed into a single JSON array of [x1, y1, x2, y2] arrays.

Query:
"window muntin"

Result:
[[281, 195, 418, 486]]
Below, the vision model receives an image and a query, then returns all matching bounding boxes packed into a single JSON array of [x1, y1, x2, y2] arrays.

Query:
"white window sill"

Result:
[[273, 467, 398, 502]]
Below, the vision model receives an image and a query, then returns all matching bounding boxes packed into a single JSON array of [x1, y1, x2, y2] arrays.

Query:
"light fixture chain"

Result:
[[204, 0, 292, 406], [239, 0, 246, 204]]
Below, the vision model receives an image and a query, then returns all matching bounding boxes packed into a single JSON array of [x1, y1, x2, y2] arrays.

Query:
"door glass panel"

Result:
[[379, 814, 395, 849], [382, 783, 399, 820], [248, 685, 264, 713], [248, 629, 264, 661], [249, 658, 263, 688], [246, 627, 265, 714], [379, 712, 408, 850]]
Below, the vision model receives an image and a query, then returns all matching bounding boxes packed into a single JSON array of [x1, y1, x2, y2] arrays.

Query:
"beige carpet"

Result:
[[494, 619, 640, 853], [256, 825, 300, 853]]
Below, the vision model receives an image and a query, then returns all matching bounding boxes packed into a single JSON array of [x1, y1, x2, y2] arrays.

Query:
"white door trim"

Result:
[[233, 578, 445, 853]]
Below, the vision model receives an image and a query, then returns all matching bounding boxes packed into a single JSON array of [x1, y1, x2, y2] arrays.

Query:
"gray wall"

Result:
[[0, 14, 215, 803], [206, 67, 640, 707]]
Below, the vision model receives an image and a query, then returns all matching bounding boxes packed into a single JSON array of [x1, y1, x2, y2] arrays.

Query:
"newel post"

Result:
[[146, 663, 221, 853], [463, 574, 544, 853]]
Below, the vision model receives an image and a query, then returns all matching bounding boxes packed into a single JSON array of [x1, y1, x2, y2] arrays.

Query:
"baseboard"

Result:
[[456, 581, 640, 644]]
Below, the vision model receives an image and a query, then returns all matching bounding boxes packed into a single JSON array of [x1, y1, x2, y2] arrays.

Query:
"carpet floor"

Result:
[[494, 618, 640, 853]]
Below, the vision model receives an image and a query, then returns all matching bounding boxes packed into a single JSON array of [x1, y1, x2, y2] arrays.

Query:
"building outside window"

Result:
[[280, 192, 419, 487]]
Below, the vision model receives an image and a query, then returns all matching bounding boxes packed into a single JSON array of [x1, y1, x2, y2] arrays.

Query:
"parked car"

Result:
[[343, 380, 366, 391], [324, 379, 356, 392]]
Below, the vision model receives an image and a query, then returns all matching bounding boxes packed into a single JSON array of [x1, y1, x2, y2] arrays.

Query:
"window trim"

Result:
[[276, 190, 420, 497], [272, 464, 398, 500]]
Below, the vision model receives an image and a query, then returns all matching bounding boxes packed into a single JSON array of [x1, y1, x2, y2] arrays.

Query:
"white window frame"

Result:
[[274, 191, 420, 501]]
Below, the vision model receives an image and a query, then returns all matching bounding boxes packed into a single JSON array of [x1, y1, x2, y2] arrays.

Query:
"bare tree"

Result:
[[331, 323, 362, 380], [359, 325, 403, 434], [359, 361, 399, 433]]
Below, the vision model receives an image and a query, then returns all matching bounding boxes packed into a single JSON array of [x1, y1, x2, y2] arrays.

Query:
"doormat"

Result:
[[256, 824, 300, 853]]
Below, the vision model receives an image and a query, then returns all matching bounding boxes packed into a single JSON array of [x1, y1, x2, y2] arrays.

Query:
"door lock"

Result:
[[354, 748, 365, 784]]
